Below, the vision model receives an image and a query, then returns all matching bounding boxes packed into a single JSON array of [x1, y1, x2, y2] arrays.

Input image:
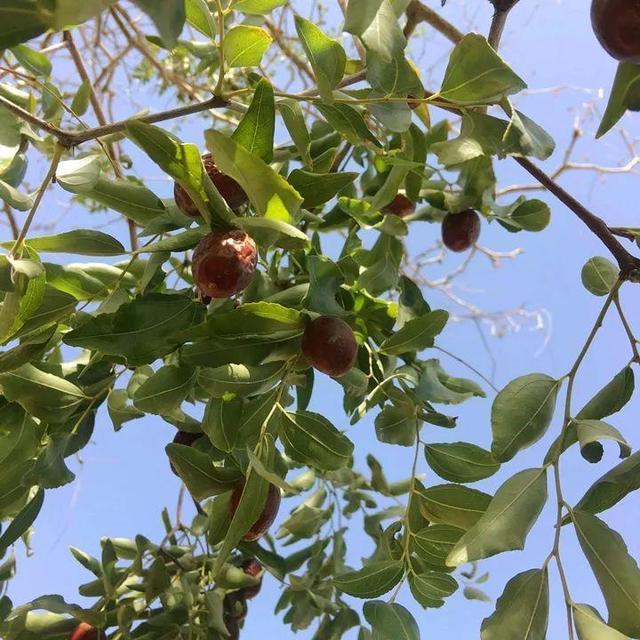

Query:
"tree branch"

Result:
[[404, 0, 464, 41], [64, 29, 138, 251], [487, 0, 521, 49], [404, 3, 640, 279]]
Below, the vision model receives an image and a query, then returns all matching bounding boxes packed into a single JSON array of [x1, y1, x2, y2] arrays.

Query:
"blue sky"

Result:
[[5, 1, 640, 638]]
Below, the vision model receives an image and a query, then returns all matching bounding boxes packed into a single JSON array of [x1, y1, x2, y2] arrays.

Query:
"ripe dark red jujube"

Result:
[[441, 210, 481, 253], [591, 0, 640, 63], [69, 623, 105, 640], [174, 153, 248, 217], [382, 194, 416, 218], [230, 482, 281, 541], [240, 558, 264, 599], [302, 316, 358, 378], [192, 230, 258, 299]]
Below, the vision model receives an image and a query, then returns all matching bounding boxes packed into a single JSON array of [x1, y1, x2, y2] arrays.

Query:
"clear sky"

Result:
[[5, 1, 639, 638]]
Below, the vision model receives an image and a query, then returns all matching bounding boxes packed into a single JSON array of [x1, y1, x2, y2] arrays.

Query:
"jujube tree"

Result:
[[0, 0, 639, 639]]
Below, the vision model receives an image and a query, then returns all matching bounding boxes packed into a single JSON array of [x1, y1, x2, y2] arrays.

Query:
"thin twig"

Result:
[[10, 146, 64, 257]]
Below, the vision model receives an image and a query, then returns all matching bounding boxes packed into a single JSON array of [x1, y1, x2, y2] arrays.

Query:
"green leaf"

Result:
[[126, 122, 233, 226], [357, 232, 403, 296], [26, 434, 75, 489], [47, 0, 115, 30], [107, 389, 144, 431], [185, 0, 216, 38], [334, 561, 404, 599], [232, 78, 275, 163], [464, 585, 492, 602], [56, 155, 101, 191], [295, 16, 346, 100], [375, 404, 418, 447], [133, 365, 197, 416], [0, 2, 48, 50], [316, 103, 381, 147], [60, 177, 166, 225], [577, 367, 635, 421], [213, 438, 275, 574], [344, 0, 406, 62], [246, 436, 295, 493], [425, 442, 500, 483], [511, 199, 551, 232], [304, 255, 345, 316], [597, 63, 640, 138], [433, 111, 554, 163], [198, 362, 286, 398], [572, 511, 640, 637], [572, 451, 640, 517], [412, 525, 464, 571], [491, 374, 560, 462], [70, 80, 91, 116], [409, 571, 458, 608], [439, 34, 527, 105], [575, 419, 631, 463], [18, 230, 126, 256], [480, 568, 549, 640], [379, 310, 449, 355], [363, 601, 420, 640], [223, 25, 272, 68], [573, 604, 630, 640], [419, 484, 491, 531], [64, 293, 204, 366], [0, 178, 32, 210], [131, 0, 186, 48], [288, 170, 357, 209], [414, 359, 486, 405], [206, 129, 303, 221], [0, 251, 45, 344], [16, 286, 77, 338], [0, 326, 55, 374], [0, 488, 44, 559], [279, 100, 312, 167], [236, 216, 310, 250], [10, 44, 51, 77], [447, 468, 547, 567], [203, 397, 244, 452], [0, 364, 86, 423], [231, 0, 287, 14], [279, 409, 354, 470], [581, 257, 619, 296], [165, 444, 241, 500]]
